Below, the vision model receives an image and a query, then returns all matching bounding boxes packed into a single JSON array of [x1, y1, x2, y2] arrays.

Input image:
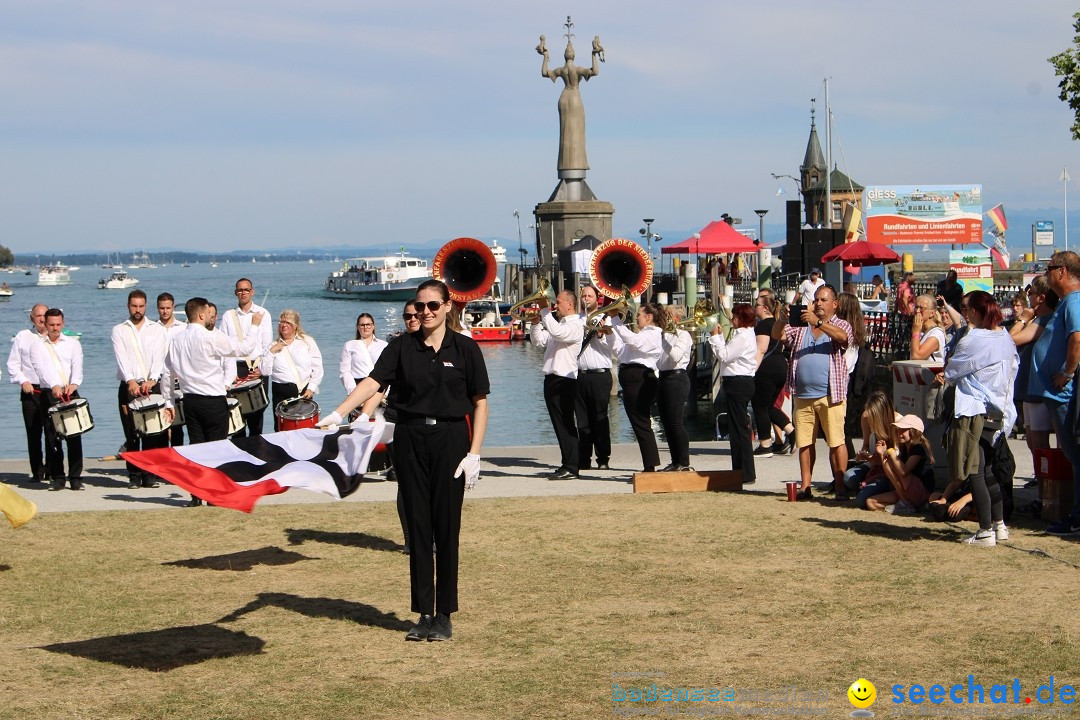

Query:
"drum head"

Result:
[[276, 398, 318, 420]]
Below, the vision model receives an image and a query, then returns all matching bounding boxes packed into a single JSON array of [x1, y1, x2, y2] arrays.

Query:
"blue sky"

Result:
[[1, 1, 1078, 254]]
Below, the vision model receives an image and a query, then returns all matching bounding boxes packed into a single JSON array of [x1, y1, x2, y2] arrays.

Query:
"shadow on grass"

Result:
[[285, 528, 402, 552], [803, 516, 960, 542], [164, 546, 317, 571], [0, 564, 11, 572], [217, 592, 413, 631], [39, 623, 265, 672]]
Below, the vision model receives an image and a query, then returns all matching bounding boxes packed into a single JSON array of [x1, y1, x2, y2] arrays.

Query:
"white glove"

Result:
[[349, 412, 370, 427], [454, 452, 481, 490], [316, 410, 343, 428]]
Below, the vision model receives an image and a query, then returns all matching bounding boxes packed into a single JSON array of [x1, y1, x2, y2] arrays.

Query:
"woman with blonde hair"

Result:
[[910, 294, 947, 362], [863, 415, 935, 514], [264, 309, 324, 431], [844, 391, 900, 504]]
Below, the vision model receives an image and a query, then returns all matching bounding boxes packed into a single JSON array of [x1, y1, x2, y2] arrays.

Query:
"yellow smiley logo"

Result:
[[848, 679, 876, 709]]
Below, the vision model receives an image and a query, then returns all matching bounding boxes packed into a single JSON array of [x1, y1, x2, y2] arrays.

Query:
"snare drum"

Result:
[[129, 394, 169, 436], [275, 398, 320, 431], [228, 378, 268, 415], [171, 395, 186, 427], [48, 397, 95, 438], [226, 397, 245, 436]]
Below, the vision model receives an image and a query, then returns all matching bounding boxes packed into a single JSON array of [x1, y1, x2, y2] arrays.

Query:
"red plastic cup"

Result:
[[785, 481, 799, 502]]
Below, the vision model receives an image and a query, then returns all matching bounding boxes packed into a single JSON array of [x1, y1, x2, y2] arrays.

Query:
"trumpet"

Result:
[[508, 276, 557, 320], [585, 285, 635, 329]]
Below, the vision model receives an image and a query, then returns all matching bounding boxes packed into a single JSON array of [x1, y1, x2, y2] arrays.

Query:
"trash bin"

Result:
[[1034, 448, 1074, 524], [891, 360, 947, 484]]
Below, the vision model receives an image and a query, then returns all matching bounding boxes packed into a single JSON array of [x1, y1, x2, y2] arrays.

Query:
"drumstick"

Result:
[[99, 455, 120, 461]]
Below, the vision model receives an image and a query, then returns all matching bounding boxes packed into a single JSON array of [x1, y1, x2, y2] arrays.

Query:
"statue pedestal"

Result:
[[533, 178, 614, 274]]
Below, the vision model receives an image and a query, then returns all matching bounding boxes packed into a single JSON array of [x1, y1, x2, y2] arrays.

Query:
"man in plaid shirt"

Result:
[[771, 284, 854, 500]]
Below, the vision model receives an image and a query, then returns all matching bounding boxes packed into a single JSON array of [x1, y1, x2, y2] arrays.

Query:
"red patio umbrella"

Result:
[[819, 240, 900, 267]]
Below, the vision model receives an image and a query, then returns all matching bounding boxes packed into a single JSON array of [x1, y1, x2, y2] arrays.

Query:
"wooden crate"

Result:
[[632, 469, 743, 494]]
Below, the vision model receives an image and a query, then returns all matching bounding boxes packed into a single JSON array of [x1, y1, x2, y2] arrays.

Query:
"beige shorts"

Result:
[[793, 396, 847, 449]]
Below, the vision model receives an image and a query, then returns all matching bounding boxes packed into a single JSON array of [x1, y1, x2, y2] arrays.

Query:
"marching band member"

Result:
[[263, 309, 324, 431], [576, 286, 614, 471], [340, 312, 388, 393], [530, 290, 584, 479], [111, 289, 169, 489], [157, 292, 187, 446], [30, 309, 85, 491], [657, 305, 694, 471], [605, 303, 664, 473], [7, 303, 48, 482], [220, 278, 272, 436], [709, 304, 760, 485]]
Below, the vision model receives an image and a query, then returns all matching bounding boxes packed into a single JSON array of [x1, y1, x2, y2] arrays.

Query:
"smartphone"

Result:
[[789, 304, 808, 327], [936, 298, 944, 308]]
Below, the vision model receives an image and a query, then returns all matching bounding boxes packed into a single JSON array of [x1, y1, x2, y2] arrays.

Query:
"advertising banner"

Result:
[[1034, 220, 1055, 246], [863, 184, 983, 245], [950, 249, 992, 294]]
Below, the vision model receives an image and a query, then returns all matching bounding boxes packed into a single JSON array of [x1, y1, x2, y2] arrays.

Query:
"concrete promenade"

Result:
[[0, 436, 1040, 516]]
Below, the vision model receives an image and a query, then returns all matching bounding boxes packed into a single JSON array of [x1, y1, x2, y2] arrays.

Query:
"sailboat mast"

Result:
[[824, 77, 831, 228]]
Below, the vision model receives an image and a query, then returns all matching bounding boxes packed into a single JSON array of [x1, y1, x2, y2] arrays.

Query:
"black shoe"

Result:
[[70, 481, 84, 491], [796, 487, 813, 501], [659, 463, 681, 472], [49, 480, 64, 491], [596, 461, 610, 470], [778, 434, 795, 455], [547, 469, 578, 480], [405, 614, 434, 641], [579, 462, 592, 471], [127, 481, 141, 489], [752, 445, 774, 458], [427, 613, 453, 642], [678, 465, 694, 472], [187, 497, 203, 507], [142, 480, 160, 488]]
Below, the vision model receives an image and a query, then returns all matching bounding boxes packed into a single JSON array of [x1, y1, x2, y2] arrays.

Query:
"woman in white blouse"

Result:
[[603, 303, 665, 472], [340, 312, 388, 393], [910, 294, 947, 363], [709, 304, 759, 484], [657, 305, 695, 471], [264, 309, 324, 430]]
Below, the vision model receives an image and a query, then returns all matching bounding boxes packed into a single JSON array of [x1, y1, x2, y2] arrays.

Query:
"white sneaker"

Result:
[[888, 500, 917, 516], [992, 521, 1009, 541], [963, 529, 996, 547]]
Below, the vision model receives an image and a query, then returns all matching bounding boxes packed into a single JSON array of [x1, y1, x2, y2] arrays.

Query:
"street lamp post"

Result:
[[754, 209, 770, 291], [771, 172, 803, 222], [513, 210, 526, 266], [639, 218, 658, 302]]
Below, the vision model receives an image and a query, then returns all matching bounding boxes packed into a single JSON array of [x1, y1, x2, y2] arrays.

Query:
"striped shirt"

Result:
[[782, 317, 854, 404]]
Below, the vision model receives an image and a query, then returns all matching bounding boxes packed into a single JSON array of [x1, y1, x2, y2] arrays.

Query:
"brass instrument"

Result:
[[585, 285, 634, 329], [431, 237, 498, 303], [508, 276, 557, 320], [675, 298, 720, 335]]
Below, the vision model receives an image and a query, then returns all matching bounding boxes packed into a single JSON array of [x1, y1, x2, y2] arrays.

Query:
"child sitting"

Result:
[[863, 415, 935, 514]]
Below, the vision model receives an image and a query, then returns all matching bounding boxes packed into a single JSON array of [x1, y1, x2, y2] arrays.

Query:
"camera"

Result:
[[789, 304, 808, 327]]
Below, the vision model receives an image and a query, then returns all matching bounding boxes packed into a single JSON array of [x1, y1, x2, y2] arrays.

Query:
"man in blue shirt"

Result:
[[1028, 251, 1080, 535]]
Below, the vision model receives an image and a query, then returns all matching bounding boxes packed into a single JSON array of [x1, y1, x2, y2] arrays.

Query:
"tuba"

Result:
[[508, 276, 557, 320], [431, 237, 498, 303], [588, 238, 652, 329]]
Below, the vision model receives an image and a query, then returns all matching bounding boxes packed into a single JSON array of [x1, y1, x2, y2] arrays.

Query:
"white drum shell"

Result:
[[130, 394, 169, 436], [228, 379, 268, 415], [227, 397, 245, 435], [48, 398, 95, 438], [171, 396, 186, 427]]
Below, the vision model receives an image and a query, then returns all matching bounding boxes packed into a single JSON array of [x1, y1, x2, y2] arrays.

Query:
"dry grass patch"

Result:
[[1, 492, 1079, 719]]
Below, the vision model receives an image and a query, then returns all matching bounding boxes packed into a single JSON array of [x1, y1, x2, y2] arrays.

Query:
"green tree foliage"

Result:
[[0, 244, 12, 267], [1049, 12, 1080, 140]]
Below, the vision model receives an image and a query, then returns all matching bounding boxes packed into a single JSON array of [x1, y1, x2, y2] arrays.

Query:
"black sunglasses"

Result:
[[1046, 264, 1064, 272], [402, 312, 419, 320], [412, 300, 445, 313]]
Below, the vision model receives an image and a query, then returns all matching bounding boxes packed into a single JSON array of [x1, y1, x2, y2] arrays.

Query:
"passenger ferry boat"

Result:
[[37, 264, 72, 286], [98, 270, 140, 290], [323, 251, 433, 300]]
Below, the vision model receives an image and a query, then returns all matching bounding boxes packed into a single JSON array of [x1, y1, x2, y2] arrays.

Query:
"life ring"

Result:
[[385, 271, 397, 282]]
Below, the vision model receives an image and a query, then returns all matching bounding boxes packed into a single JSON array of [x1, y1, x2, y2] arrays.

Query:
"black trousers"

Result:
[[750, 358, 790, 441], [20, 390, 45, 480], [118, 382, 169, 482], [234, 362, 267, 436], [271, 381, 300, 431], [619, 365, 660, 471], [657, 370, 691, 466], [576, 369, 612, 466], [723, 375, 756, 483], [543, 374, 579, 472], [39, 390, 83, 482], [394, 420, 470, 616], [185, 394, 230, 444]]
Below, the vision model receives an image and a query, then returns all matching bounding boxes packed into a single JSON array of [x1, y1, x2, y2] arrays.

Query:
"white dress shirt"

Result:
[[160, 318, 187, 342], [111, 319, 168, 383], [263, 334, 325, 394], [340, 337, 389, 392], [162, 324, 261, 406], [219, 303, 273, 370], [578, 314, 615, 371], [658, 329, 694, 372], [7, 327, 45, 386], [30, 334, 84, 390], [530, 309, 585, 378], [709, 327, 758, 377], [611, 320, 662, 372]]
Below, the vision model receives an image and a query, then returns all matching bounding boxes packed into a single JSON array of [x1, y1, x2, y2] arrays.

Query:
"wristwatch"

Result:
[[816, 319, 824, 328]]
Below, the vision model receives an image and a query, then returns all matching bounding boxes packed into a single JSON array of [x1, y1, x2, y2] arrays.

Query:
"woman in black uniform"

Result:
[[319, 279, 490, 642]]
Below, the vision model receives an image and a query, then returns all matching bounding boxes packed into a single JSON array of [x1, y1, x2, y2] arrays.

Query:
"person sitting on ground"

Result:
[[845, 392, 900, 504], [928, 480, 975, 522], [910, 294, 947, 363], [863, 414, 934, 515]]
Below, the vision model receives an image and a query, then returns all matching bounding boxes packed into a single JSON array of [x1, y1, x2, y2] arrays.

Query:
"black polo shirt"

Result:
[[370, 329, 490, 419]]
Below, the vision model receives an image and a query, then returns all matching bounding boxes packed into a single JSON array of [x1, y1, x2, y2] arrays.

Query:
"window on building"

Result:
[[832, 202, 843, 225]]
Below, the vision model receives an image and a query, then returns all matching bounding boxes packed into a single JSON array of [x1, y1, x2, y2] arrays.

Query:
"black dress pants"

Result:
[[39, 390, 83, 483], [619, 365, 660, 471], [723, 375, 756, 483], [576, 369, 612, 466], [118, 382, 169, 482], [185, 394, 230, 444], [20, 390, 45, 480], [750, 358, 790, 441], [394, 419, 470, 616], [657, 370, 691, 467], [271, 381, 300, 431], [544, 374, 579, 472]]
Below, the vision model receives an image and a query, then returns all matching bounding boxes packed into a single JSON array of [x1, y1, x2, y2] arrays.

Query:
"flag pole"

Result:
[[1062, 165, 1071, 252]]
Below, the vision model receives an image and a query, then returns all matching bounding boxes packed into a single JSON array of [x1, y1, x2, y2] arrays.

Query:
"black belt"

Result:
[[581, 368, 610, 374], [621, 363, 650, 371], [659, 369, 687, 377], [397, 415, 466, 426]]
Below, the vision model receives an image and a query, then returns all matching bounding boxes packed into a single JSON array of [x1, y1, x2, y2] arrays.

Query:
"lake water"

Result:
[[0, 261, 715, 459]]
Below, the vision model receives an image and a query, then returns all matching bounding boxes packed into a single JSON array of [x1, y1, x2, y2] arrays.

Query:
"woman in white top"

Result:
[[910, 294, 947, 363], [603, 303, 664, 472], [340, 312, 389, 393], [264, 309, 324, 430], [708, 304, 759, 484], [657, 305, 695, 471]]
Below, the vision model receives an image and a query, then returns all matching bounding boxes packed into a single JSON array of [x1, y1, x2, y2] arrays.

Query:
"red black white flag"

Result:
[[122, 420, 390, 513]]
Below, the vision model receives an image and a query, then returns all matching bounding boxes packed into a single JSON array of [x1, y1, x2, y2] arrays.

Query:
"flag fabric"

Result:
[[842, 203, 862, 242], [987, 204, 1008, 234], [0, 483, 37, 528], [122, 420, 391, 513]]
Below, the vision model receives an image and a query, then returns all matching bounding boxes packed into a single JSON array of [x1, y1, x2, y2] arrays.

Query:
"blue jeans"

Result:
[[844, 463, 871, 492], [855, 477, 893, 509], [1045, 398, 1080, 519]]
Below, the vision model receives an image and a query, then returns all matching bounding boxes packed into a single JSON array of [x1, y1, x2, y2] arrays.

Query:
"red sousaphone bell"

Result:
[[432, 237, 498, 303]]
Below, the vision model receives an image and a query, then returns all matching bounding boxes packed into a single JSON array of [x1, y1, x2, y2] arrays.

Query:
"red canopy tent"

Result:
[[660, 220, 761, 255], [819, 240, 900, 267]]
